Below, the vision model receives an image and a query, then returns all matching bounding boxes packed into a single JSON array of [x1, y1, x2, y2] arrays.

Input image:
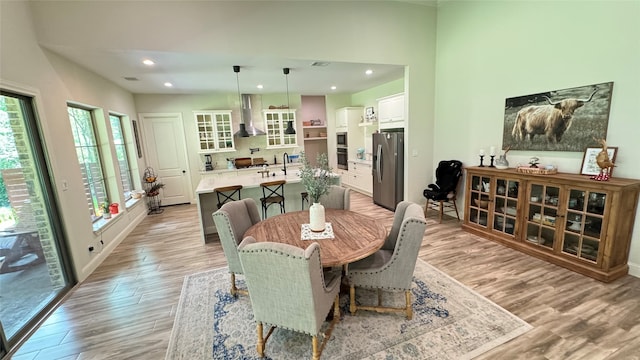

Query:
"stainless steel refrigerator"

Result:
[[372, 131, 404, 210]]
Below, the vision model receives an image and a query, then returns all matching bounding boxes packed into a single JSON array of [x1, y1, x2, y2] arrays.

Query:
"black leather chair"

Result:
[[423, 160, 463, 223]]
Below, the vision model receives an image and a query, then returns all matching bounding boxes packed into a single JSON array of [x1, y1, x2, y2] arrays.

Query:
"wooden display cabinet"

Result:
[[463, 166, 640, 282]]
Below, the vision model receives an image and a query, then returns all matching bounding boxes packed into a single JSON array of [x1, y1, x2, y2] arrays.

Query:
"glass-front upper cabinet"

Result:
[[194, 111, 235, 153], [561, 189, 607, 262], [264, 110, 297, 149], [525, 183, 560, 250], [468, 174, 492, 229], [493, 178, 519, 236]]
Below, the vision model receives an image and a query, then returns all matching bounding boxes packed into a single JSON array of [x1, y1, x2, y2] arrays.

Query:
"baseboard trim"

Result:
[[628, 261, 640, 278]]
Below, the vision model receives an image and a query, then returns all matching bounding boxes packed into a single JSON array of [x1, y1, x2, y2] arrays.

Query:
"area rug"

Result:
[[166, 260, 532, 359]]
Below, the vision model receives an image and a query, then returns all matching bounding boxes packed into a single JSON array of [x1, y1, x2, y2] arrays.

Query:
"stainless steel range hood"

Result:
[[235, 94, 265, 137]]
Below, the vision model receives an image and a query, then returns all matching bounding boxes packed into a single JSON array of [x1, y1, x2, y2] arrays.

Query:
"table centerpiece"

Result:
[[300, 152, 332, 231]]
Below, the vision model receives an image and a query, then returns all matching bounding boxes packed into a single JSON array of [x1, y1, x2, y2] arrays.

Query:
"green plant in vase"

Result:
[[101, 198, 111, 219], [300, 152, 332, 231], [300, 152, 332, 203]]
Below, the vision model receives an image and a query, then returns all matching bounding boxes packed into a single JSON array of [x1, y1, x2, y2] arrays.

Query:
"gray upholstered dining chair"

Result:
[[238, 237, 341, 360], [211, 198, 261, 296], [318, 185, 350, 210], [347, 201, 427, 320]]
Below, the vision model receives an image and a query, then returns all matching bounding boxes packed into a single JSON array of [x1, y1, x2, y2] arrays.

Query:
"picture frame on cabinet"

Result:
[[365, 106, 376, 122], [580, 146, 617, 176]]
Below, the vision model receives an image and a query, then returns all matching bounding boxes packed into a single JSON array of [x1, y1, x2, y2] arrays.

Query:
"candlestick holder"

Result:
[[479, 155, 485, 167], [489, 155, 496, 167]]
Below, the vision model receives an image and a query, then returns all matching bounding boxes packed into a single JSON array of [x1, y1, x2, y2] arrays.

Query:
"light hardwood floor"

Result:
[[10, 192, 640, 360]]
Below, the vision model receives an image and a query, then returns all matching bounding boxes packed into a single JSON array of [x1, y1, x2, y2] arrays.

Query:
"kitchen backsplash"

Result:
[[201, 135, 304, 171]]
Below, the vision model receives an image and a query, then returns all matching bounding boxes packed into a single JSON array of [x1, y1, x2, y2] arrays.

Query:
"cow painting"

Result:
[[502, 82, 613, 152], [511, 89, 597, 143]]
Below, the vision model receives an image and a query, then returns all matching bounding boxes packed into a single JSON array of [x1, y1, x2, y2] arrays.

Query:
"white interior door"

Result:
[[139, 113, 192, 206]]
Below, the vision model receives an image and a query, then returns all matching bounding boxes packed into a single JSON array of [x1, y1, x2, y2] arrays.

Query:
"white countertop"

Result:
[[196, 168, 341, 194], [200, 163, 302, 175], [349, 159, 373, 165], [196, 172, 302, 194]]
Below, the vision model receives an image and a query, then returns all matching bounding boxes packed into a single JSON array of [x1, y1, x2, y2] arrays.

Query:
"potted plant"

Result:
[[146, 183, 165, 197], [100, 199, 112, 219], [299, 152, 332, 231]]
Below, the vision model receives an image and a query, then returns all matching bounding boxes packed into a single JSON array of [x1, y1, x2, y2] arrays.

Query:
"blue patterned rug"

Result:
[[166, 259, 531, 359]]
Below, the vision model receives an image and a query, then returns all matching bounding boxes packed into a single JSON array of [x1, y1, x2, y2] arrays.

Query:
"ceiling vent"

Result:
[[123, 77, 139, 81], [310, 61, 330, 67]]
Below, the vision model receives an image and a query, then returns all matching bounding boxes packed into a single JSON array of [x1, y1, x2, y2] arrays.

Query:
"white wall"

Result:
[[1, 1, 147, 281], [2, 0, 437, 280], [434, 1, 640, 276]]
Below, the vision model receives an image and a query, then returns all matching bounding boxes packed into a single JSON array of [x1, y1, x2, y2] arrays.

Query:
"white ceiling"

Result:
[[27, 1, 436, 96], [42, 44, 406, 95]]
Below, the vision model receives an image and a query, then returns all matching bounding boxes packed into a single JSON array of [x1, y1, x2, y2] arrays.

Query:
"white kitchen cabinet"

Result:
[[377, 93, 405, 130], [346, 161, 373, 195], [336, 169, 350, 186], [194, 110, 235, 153], [263, 109, 297, 149], [335, 107, 363, 133], [335, 107, 365, 162]]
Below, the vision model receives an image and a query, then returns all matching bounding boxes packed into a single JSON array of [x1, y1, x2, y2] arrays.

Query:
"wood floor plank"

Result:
[[9, 191, 640, 360]]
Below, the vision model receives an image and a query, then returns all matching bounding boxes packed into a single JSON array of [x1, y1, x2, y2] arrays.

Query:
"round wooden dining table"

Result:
[[243, 209, 387, 267]]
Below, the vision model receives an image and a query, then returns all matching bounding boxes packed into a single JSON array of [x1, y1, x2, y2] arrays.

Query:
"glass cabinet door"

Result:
[[196, 113, 215, 151], [493, 178, 519, 236], [525, 183, 559, 250], [469, 175, 491, 228], [561, 189, 606, 262], [213, 113, 234, 150]]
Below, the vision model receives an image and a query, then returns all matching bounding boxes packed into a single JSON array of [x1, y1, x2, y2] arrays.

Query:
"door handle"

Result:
[[182, 170, 186, 174], [376, 144, 382, 184]]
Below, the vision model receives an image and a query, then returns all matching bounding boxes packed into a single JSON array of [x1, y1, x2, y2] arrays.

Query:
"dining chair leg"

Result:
[[405, 290, 413, 320], [349, 285, 357, 315], [230, 273, 237, 297], [453, 199, 460, 221], [438, 201, 444, 223], [256, 322, 265, 356], [312, 335, 320, 360]]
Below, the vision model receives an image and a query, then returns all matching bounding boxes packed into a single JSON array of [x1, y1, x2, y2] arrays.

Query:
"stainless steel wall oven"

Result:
[[337, 148, 348, 169]]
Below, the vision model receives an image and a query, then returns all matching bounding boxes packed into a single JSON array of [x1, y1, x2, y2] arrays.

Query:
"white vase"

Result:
[[309, 202, 326, 232]]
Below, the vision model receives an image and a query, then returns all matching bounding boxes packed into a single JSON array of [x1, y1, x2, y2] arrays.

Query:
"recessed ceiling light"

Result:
[[164, 82, 173, 87], [257, 84, 263, 89], [365, 69, 373, 75], [331, 86, 337, 90], [143, 59, 155, 66]]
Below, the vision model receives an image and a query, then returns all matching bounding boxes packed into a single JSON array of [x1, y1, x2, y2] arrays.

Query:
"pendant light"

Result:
[[234, 65, 250, 137], [283, 67, 296, 135]]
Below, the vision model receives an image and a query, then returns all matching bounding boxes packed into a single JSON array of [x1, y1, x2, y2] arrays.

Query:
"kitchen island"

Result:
[[196, 170, 340, 243]]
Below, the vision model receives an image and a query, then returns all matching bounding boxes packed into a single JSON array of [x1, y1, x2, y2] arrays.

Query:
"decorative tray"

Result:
[[516, 166, 558, 175]]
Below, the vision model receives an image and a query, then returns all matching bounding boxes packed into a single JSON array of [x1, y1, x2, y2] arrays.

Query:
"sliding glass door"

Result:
[[0, 90, 73, 354]]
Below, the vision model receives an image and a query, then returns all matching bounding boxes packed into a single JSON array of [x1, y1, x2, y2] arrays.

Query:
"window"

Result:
[[68, 105, 108, 221], [109, 114, 133, 200]]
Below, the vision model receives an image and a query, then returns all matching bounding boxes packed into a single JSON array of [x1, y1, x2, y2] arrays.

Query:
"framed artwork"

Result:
[[580, 146, 617, 176], [132, 120, 143, 158], [365, 107, 376, 121], [502, 81, 613, 152]]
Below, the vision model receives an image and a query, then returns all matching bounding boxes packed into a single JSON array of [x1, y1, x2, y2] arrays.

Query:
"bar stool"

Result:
[[301, 191, 309, 210], [259, 180, 286, 218], [214, 185, 243, 209]]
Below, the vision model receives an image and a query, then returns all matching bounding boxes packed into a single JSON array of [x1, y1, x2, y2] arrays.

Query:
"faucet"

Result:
[[282, 152, 289, 175]]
